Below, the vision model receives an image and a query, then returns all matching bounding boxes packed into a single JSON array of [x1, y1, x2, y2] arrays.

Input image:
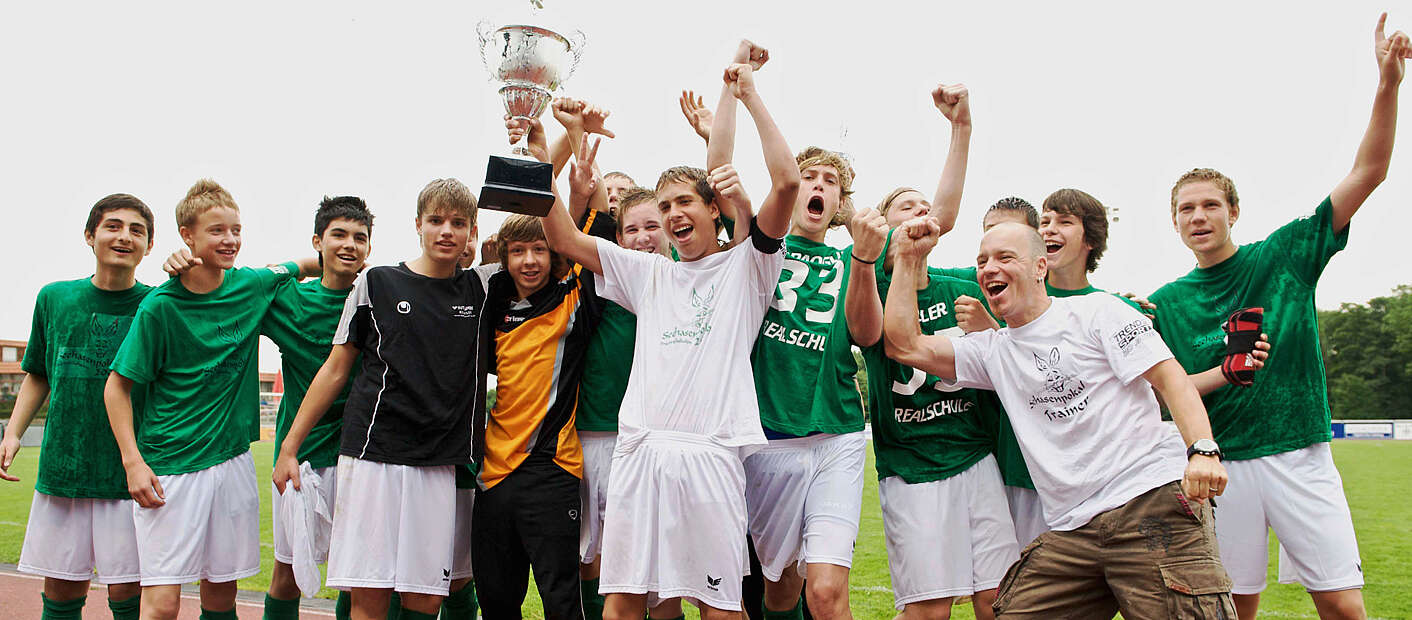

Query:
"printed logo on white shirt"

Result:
[[1028, 347, 1089, 422], [660, 284, 718, 346]]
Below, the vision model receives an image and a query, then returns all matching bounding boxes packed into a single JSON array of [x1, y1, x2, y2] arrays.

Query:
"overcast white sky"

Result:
[[2, 1, 1408, 372]]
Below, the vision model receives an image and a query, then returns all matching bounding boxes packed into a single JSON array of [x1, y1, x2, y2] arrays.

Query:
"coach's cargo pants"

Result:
[[993, 481, 1237, 619]]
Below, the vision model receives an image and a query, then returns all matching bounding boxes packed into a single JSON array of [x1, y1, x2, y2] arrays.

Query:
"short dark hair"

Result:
[[1042, 188, 1108, 272], [315, 195, 374, 238], [86, 194, 155, 241], [986, 196, 1039, 229]]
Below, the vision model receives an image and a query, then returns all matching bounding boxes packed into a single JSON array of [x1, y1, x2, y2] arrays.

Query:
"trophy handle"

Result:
[[564, 29, 587, 84], [476, 20, 496, 77]]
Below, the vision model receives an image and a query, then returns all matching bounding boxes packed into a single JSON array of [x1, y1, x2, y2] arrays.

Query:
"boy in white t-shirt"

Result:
[[529, 55, 797, 620], [881, 220, 1235, 618]]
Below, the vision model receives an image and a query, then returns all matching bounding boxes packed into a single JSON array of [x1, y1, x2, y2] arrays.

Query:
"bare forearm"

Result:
[[543, 182, 603, 274], [103, 373, 143, 465], [281, 360, 350, 455], [295, 256, 321, 279], [707, 84, 737, 170], [4, 374, 50, 441], [1188, 366, 1232, 396], [740, 92, 800, 237], [931, 123, 971, 235], [1150, 361, 1215, 445], [845, 263, 883, 346], [550, 130, 577, 177], [883, 256, 926, 361]]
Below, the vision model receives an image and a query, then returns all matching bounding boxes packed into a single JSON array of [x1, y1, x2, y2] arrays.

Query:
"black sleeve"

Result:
[[750, 216, 784, 253]]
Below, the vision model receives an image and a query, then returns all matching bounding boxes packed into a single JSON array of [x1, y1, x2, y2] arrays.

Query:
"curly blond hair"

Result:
[[796, 146, 855, 227]]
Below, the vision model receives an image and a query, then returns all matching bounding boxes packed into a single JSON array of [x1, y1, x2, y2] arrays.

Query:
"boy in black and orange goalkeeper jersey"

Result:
[[471, 213, 602, 620]]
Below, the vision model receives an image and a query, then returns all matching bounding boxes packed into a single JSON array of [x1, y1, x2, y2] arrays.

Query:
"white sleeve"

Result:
[[470, 263, 502, 289], [1092, 296, 1172, 384], [331, 271, 370, 346], [747, 238, 786, 298], [943, 329, 997, 391], [594, 237, 658, 313]]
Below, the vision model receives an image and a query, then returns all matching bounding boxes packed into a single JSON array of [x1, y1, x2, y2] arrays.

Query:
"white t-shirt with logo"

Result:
[[595, 237, 782, 454], [948, 293, 1187, 531]]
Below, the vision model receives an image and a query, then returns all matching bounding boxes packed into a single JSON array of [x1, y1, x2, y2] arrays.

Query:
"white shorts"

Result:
[[18, 493, 140, 584], [579, 431, 616, 564], [744, 431, 866, 581], [450, 487, 474, 580], [1003, 484, 1048, 547], [132, 451, 261, 585], [879, 455, 1019, 610], [271, 465, 337, 565], [1216, 442, 1363, 594], [325, 456, 456, 595], [599, 431, 748, 612]]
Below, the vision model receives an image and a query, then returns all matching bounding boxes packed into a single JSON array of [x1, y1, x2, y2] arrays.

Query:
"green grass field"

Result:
[[2, 440, 1409, 618]]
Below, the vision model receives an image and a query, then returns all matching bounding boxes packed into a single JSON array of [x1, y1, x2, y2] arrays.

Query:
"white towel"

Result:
[[279, 462, 333, 597]]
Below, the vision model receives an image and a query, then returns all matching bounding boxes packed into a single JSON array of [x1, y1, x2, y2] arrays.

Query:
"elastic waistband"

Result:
[[758, 430, 868, 451], [626, 430, 746, 456]]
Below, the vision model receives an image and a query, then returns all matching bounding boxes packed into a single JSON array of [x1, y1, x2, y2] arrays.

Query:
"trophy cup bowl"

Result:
[[477, 22, 585, 216]]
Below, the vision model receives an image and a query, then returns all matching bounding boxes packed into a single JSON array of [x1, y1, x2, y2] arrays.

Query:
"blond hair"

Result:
[[615, 187, 657, 236], [1171, 168, 1238, 214], [176, 179, 238, 229], [795, 146, 855, 227], [876, 186, 922, 218], [417, 178, 478, 223]]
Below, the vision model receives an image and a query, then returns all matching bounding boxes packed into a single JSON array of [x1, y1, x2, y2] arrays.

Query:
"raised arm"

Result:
[[1143, 359, 1228, 502], [844, 207, 889, 346], [930, 84, 972, 236], [272, 343, 358, 492], [882, 218, 957, 378], [105, 372, 164, 507], [540, 132, 604, 274], [1329, 13, 1409, 232], [0, 373, 50, 481], [726, 63, 800, 238]]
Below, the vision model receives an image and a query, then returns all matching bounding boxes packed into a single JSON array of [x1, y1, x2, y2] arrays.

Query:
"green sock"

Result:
[[335, 591, 352, 620], [581, 578, 605, 620], [386, 592, 401, 620], [262, 593, 301, 620], [108, 594, 141, 620], [762, 597, 804, 620], [41, 594, 85, 620], [440, 582, 479, 620], [200, 608, 239, 620], [397, 608, 437, 620]]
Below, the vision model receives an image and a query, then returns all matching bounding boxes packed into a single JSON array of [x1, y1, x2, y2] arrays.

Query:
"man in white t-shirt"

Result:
[[529, 55, 798, 619], [881, 220, 1235, 618]]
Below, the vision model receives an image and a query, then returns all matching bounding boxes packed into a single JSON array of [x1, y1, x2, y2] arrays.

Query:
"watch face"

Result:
[[1192, 439, 1219, 453]]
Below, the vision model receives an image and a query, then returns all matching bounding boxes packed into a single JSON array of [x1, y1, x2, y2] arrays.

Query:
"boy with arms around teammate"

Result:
[[851, 86, 1021, 620], [884, 220, 1235, 618], [2, 194, 155, 620], [539, 51, 798, 620], [575, 186, 688, 620], [274, 179, 491, 620], [1149, 15, 1409, 620], [260, 196, 373, 620], [105, 180, 317, 620]]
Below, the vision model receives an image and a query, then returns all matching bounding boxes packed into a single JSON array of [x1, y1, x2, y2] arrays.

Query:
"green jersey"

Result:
[[936, 266, 977, 282], [22, 278, 153, 499], [110, 263, 299, 475], [1047, 283, 1143, 312], [752, 235, 865, 436], [576, 301, 635, 432], [1151, 197, 1347, 461], [261, 279, 358, 469], [864, 264, 995, 482]]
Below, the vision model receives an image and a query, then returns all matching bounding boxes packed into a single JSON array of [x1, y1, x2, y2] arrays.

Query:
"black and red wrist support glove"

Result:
[[1221, 307, 1264, 387]]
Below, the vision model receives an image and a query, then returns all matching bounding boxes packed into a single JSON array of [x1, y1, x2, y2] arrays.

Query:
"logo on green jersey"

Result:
[[661, 285, 717, 346]]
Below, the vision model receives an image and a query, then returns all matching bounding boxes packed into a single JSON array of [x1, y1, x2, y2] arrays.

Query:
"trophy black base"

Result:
[[479, 155, 555, 216]]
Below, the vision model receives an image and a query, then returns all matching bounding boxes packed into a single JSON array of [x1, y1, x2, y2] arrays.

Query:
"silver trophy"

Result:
[[476, 10, 586, 216]]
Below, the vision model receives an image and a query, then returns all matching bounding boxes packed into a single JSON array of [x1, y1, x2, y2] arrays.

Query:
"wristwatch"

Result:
[[1187, 438, 1223, 460]]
